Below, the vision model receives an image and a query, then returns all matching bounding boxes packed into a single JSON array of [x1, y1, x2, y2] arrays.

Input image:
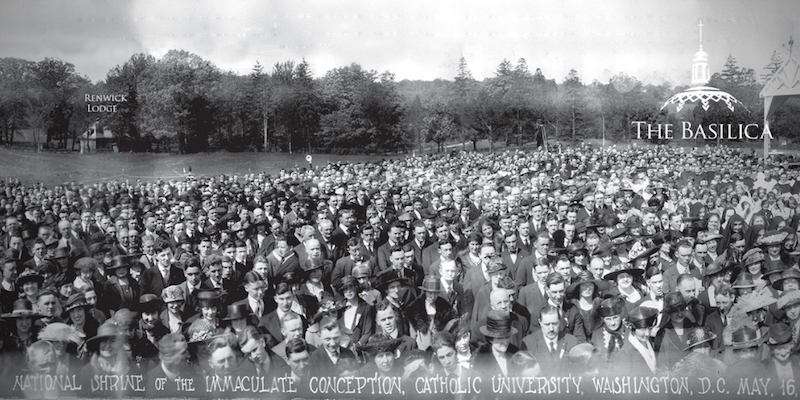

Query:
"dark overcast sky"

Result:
[[1, 0, 797, 85]]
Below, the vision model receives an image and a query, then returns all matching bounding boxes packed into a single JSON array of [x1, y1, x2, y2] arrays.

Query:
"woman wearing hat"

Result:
[[16, 269, 44, 306], [764, 322, 800, 380], [407, 276, 457, 351], [472, 310, 519, 376], [191, 289, 223, 331], [591, 297, 627, 366], [359, 333, 404, 378], [78, 322, 131, 395], [613, 306, 658, 376], [337, 276, 374, 348], [725, 326, 767, 379], [2, 299, 42, 363], [654, 292, 695, 371], [698, 259, 734, 310], [63, 292, 100, 341], [101, 255, 140, 317], [605, 265, 646, 310], [37, 322, 85, 374], [298, 258, 333, 303], [671, 327, 726, 377], [567, 270, 609, 341], [777, 290, 800, 354]]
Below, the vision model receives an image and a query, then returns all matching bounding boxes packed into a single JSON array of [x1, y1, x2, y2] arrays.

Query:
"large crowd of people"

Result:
[[0, 143, 799, 398]]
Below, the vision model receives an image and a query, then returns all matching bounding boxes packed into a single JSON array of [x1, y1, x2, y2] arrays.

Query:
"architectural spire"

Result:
[[699, 20, 703, 46]]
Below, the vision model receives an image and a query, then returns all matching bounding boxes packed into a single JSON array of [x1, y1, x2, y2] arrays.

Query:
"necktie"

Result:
[[549, 341, 555, 354], [255, 302, 262, 317]]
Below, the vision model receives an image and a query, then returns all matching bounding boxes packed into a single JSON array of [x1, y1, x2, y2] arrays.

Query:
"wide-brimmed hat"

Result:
[[777, 290, 800, 310], [222, 302, 252, 321], [62, 293, 90, 316], [397, 212, 414, 222], [593, 242, 614, 258], [628, 306, 658, 329], [761, 230, 788, 247], [604, 266, 644, 282], [1, 299, 41, 319], [762, 259, 787, 278], [766, 323, 793, 346], [138, 293, 162, 314], [650, 231, 672, 246], [44, 237, 59, 248], [480, 310, 518, 339], [773, 269, 800, 291], [162, 285, 185, 303], [729, 327, 765, 349], [86, 321, 127, 349], [419, 276, 441, 293], [739, 290, 777, 313], [15, 270, 44, 287], [567, 242, 589, 256], [302, 258, 332, 272], [683, 327, 717, 351], [339, 276, 361, 293], [311, 293, 348, 324], [731, 271, 757, 289], [38, 322, 84, 344], [566, 270, 610, 298], [375, 270, 407, 292], [362, 333, 403, 356], [662, 292, 688, 314], [628, 244, 659, 264], [598, 297, 625, 317], [108, 255, 130, 270]]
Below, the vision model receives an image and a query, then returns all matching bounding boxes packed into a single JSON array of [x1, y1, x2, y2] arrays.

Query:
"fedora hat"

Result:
[[683, 327, 717, 351], [362, 333, 403, 357], [419, 276, 441, 293], [479, 310, 517, 339], [222, 302, 252, 321], [729, 327, 765, 349], [628, 306, 658, 330], [108, 255, 131, 270], [15, 270, 43, 287], [566, 270, 610, 298], [62, 293, 90, 317], [86, 321, 127, 350], [766, 323, 793, 346], [137, 294, 162, 314], [1, 299, 41, 319], [772, 269, 800, 291], [777, 290, 800, 310], [662, 292, 688, 314]]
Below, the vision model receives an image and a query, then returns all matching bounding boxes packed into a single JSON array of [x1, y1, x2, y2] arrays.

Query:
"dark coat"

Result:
[[521, 331, 578, 376]]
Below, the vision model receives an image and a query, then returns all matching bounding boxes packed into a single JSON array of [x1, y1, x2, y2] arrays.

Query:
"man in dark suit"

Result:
[[140, 242, 186, 296], [239, 326, 291, 378], [258, 282, 294, 343], [376, 221, 406, 272], [704, 285, 733, 353], [408, 221, 430, 267], [265, 236, 301, 281], [521, 305, 579, 376], [330, 238, 365, 292], [500, 232, 530, 279], [529, 272, 584, 340], [330, 208, 356, 250], [308, 318, 356, 376], [146, 333, 197, 397]]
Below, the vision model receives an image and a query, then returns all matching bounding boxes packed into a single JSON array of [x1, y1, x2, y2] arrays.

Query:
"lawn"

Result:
[[0, 148, 402, 187]]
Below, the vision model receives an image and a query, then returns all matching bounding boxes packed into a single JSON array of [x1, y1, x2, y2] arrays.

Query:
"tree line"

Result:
[[0, 50, 797, 153]]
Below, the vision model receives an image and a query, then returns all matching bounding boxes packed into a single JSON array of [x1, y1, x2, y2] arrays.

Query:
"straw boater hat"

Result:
[[683, 327, 717, 351], [480, 310, 517, 339], [766, 323, 793, 346], [729, 327, 765, 349], [773, 269, 800, 291], [777, 290, 800, 310], [1, 299, 41, 319]]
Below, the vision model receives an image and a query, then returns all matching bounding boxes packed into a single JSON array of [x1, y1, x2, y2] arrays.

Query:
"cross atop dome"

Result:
[[692, 19, 710, 86]]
